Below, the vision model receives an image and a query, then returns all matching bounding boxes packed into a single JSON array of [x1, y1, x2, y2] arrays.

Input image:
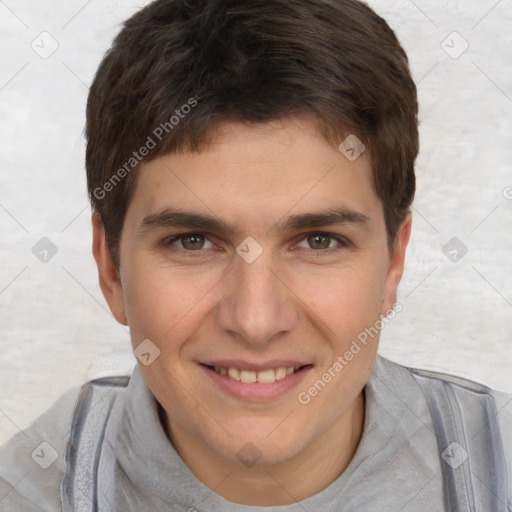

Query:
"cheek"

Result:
[[300, 262, 387, 339], [122, 259, 222, 349]]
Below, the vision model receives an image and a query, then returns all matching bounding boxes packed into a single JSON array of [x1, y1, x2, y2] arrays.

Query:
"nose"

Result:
[[215, 243, 299, 347]]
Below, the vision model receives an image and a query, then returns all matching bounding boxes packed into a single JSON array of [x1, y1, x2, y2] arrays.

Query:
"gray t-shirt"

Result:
[[1, 354, 511, 511]]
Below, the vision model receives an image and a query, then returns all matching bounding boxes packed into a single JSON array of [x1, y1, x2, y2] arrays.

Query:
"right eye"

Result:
[[163, 232, 216, 255]]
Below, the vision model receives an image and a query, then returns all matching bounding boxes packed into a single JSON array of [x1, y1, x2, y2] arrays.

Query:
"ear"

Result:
[[91, 211, 128, 325], [380, 213, 412, 316]]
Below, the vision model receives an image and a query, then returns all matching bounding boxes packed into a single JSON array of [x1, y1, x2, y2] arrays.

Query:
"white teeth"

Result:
[[240, 370, 257, 383], [275, 367, 287, 380], [257, 369, 276, 383], [214, 365, 298, 383], [227, 367, 241, 381]]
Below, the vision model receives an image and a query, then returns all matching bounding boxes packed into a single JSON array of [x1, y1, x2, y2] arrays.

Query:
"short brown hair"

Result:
[[86, 0, 418, 271]]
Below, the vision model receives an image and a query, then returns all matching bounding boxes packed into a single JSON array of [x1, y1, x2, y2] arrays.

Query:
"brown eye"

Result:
[[307, 233, 333, 250], [308, 233, 332, 249], [165, 233, 214, 252], [179, 234, 206, 250], [296, 232, 349, 252]]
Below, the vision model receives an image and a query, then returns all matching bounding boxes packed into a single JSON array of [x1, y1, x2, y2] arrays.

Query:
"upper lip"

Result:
[[200, 360, 312, 372]]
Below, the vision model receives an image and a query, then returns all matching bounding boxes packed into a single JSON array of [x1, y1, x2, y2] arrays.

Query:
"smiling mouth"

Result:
[[201, 364, 312, 384]]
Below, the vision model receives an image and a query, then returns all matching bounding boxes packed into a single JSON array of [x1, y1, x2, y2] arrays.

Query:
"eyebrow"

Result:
[[136, 206, 371, 236]]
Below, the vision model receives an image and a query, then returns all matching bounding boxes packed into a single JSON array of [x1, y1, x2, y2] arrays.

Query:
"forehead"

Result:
[[125, 116, 383, 233]]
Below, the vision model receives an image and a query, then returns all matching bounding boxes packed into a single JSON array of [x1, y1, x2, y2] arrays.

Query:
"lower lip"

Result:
[[199, 364, 313, 401]]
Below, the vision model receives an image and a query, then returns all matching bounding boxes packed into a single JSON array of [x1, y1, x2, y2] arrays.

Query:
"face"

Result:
[[93, 115, 410, 468]]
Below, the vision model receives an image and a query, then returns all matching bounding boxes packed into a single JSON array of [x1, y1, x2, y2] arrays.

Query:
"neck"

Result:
[[162, 389, 366, 506]]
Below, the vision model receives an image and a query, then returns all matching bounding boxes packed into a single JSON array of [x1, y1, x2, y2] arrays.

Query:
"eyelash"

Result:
[[163, 231, 350, 257]]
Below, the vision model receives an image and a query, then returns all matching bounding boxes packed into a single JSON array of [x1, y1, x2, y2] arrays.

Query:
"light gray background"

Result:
[[1, 0, 511, 445]]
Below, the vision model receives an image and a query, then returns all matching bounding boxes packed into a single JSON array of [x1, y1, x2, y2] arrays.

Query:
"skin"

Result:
[[92, 115, 411, 506]]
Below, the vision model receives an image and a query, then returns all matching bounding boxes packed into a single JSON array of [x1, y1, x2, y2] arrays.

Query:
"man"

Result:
[[1, 0, 510, 510]]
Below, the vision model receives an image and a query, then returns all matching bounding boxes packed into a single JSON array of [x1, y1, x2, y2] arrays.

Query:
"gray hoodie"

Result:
[[1, 354, 511, 511]]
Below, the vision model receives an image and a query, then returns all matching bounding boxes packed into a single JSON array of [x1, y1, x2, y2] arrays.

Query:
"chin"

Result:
[[211, 429, 305, 467]]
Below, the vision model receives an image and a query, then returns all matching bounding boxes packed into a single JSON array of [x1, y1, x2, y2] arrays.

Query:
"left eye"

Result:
[[296, 233, 347, 251]]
